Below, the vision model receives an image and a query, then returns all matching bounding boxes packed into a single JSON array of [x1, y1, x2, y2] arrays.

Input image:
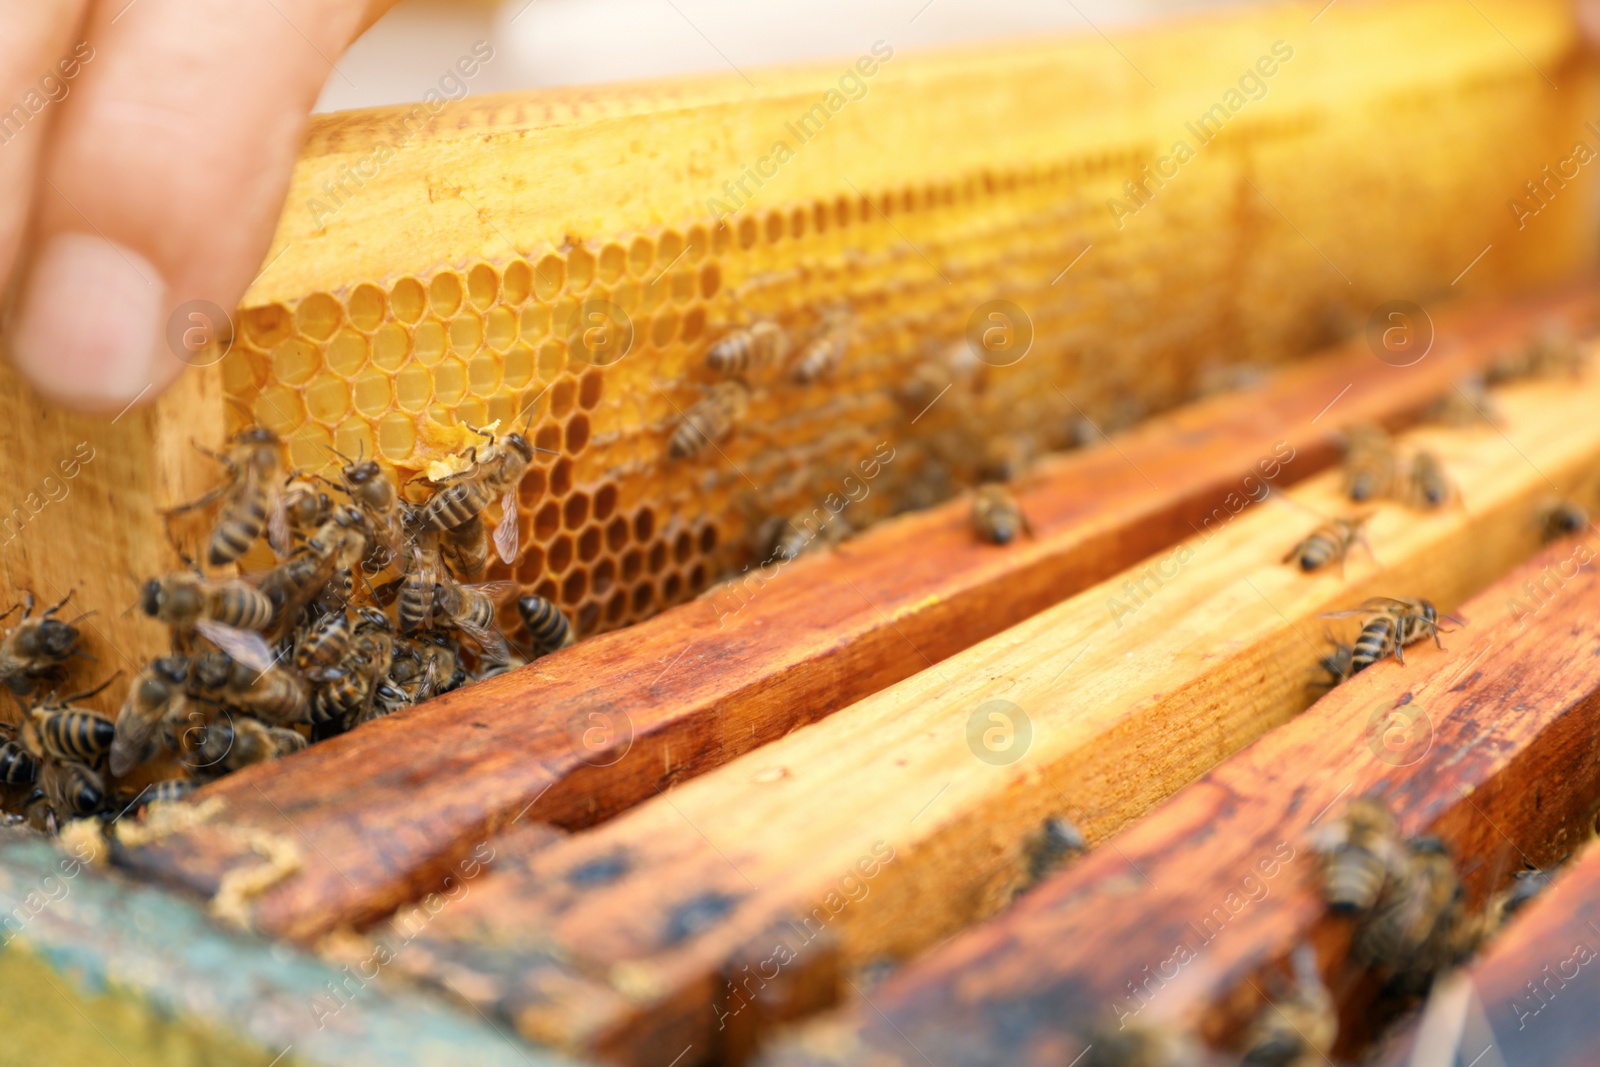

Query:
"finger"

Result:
[[1579, 0, 1600, 48], [8, 0, 397, 412], [0, 0, 93, 298]]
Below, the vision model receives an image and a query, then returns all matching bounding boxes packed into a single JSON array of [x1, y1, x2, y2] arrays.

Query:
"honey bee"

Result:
[[1314, 639, 1357, 689], [40, 760, 105, 819], [330, 449, 406, 574], [348, 627, 396, 727], [441, 514, 490, 580], [1423, 376, 1499, 427], [389, 631, 463, 703], [294, 610, 352, 671], [167, 426, 290, 564], [0, 589, 82, 695], [252, 504, 364, 626], [109, 656, 191, 777], [669, 381, 750, 460], [1540, 498, 1589, 542], [1307, 797, 1408, 914], [190, 650, 310, 727], [432, 577, 514, 665], [1321, 596, 1458, 669], [0, 736, 38, 786], [418, 419, 538, 565], [398, 531, 444, 634], [1341, 423, 1397, 503], [306, 614, 395, 731], [1239, 944, 1336, 1067], [307, 665, 366, 733], [978, 434, 1035, 484], [1487, 322, 1590, 383], [195, 715, 306, 775], [281, 472, 333, 539], [790, 308, 851, 384], [22, 681, 118, 764], [1353, 837, 1462, 974], [121, 778, 196, 812], [516, 594, 575, 657], [141, 572, 276, 671], [1283, 515, 1371, 575], [758, 509, 851, 563], [972, 485, 1031, 544], [706, 319, 789, 379], [1404, 450, 1454, 509], [21, 787, 58, 834], [1527, 320, 1590, 378], [1023, 816, 1086, 888]]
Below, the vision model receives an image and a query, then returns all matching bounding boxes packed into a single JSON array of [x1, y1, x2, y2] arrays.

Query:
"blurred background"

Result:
[[313, 0, 1246, 111]]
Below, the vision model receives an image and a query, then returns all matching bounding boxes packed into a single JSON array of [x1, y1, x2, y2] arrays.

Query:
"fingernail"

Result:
[[10, 232, 166, 411]]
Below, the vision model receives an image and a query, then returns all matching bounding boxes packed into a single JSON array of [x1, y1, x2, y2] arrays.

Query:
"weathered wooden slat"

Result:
[[111, 286, 1593, 943], [0, 829, 583, 1067], [383, 338, 1600, 1064], [1366, 840, 1600, 1067], [756, 538, 1600, 1067]]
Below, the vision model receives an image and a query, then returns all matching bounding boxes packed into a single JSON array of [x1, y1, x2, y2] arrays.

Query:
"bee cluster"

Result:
[[1288, 329, 1597, 690], [671, 306, 856, 463], [1310, 798, 1549, 1000], [0, 421, 575, 835]]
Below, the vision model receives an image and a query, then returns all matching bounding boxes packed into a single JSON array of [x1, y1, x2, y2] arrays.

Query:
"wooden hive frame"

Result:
[[3, 1, 1600, 1064], [0, 0, 1593, 703]]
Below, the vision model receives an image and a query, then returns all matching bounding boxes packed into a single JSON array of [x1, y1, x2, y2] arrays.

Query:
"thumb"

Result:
[[7, 0, 396, 412], [1579, 0, 1600, 48]]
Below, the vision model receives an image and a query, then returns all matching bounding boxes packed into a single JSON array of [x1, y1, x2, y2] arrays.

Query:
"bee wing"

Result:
[[493, 490, 520, 565], [1305, 819, 1351, 854], [456, 616, 510, 666], [109, 697, 161, 778], [465, 580, 519, 603], [1317, 609, 1374, 620], [357, 635, 394, 724], [276, 551, 342, 632], [265, 486, 293, 558], [193, 620, 277, 674]]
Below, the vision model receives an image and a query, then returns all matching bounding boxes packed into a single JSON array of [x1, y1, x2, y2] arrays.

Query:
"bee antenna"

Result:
[[531, 446, 562, 456], [323, 443, 357, 466], [61, 673, 123, 704]]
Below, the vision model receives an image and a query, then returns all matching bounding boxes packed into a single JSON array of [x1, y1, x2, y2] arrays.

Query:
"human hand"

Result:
[[1, 0, 397, 412]]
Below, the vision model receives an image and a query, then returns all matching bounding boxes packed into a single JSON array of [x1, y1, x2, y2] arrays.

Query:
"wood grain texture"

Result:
[[378, 321, 1600, 1065], [1366, 840, 1600, 1067], [254, 0, 1588, 306], [0, 356, 226, 716], [0, 830, 583, 1067], [756, 539, 1600, 1067], [110, 287, 1592, 943]]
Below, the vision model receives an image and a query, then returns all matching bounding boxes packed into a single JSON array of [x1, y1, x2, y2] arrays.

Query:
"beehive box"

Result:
[[4, 0, 1600, 1065]]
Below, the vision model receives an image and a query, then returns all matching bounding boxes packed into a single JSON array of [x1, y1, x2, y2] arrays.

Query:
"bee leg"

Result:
[[41, 588, 75, 618], [1392, 641, 1407, 665]]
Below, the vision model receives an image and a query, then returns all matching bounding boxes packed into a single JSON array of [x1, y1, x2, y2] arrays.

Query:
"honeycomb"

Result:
[[218, 58, 1597, 647]]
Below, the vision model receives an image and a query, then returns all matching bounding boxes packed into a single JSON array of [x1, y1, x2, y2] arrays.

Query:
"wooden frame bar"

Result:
[[758, 538, 1600, 1066]]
